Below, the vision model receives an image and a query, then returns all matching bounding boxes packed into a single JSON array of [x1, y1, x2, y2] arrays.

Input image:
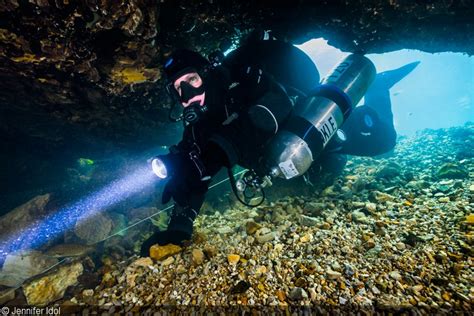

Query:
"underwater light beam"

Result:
[[0, 166, 157, 258]]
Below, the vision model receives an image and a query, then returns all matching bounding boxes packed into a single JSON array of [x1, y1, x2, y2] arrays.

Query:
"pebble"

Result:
[[161, 256, 174, 266], [469, 184, 474, 192], [438, 196, 450, 203], [255, 227, 275, 243], [326, 269, 342, 280], [389, 270, 402, 281], [365, 202, 377, 212], [352, 210, 371, 224], [395, 242, 406, 250], [192, 249, 205, 265], [300, 233, 312, 243], [288, 287, 308, 300], [82, 289, 94, 297], [227, 254, 240, 265], [245, 221, 261, 235], [217, 226, 233, 234], [299, 214, 319, 227], [149, 244, 182, 261]]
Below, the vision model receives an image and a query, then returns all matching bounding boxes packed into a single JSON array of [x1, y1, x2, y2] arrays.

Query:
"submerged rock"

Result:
[[376, 161, 402, 179], [299, 214, 319, 227], [192, 249, 205, 265], [0, 250, 58, 287], [74, 212, 113, 245], [149, 244, 182, 261], [437, 163, 468, 179], [22, 261, 83, 306], [255, 227, 275, 243], [0, 288, 15, 305], [45, 243, 94, 258], [0, 194, 50, 240], [288, 287, 308, 300]]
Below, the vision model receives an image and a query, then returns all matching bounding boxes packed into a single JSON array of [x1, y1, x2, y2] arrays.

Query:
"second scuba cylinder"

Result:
[[264, 54, 376, 179]]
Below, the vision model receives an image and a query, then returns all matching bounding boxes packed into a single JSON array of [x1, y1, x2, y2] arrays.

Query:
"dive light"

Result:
[[264, 54, 376, 179], [151, 157, 168, 179]]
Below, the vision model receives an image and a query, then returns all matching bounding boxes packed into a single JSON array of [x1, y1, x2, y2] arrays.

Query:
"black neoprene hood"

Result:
[[163, 49, 210, 83]]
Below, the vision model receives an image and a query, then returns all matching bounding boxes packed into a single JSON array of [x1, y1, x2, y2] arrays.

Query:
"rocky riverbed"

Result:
[[1, 123, 473, 313]]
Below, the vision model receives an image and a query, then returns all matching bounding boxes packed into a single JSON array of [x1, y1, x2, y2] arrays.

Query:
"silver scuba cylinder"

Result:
[[264, 54, 376, 179]]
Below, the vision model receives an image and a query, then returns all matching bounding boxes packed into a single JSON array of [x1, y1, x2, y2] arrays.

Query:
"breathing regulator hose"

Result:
[[227, 168, 265, 208]]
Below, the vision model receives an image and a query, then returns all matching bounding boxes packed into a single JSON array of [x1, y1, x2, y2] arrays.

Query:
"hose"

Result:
[[227, 167, 265, 207]]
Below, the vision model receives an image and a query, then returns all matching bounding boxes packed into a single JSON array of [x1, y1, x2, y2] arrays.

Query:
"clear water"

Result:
[[297, 38, 474, 136]]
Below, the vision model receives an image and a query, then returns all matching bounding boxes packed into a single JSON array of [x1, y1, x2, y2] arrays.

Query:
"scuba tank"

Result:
[[264, 54, 376, 179]]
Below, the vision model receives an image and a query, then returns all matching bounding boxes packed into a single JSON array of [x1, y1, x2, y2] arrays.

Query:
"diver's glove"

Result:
[[140, 204, 197, 257]]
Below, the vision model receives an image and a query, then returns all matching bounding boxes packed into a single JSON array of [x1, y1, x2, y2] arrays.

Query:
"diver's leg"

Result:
[[336, 62, 419, 156], [365, 61, 420, 125], [337, 106, 397, 156]]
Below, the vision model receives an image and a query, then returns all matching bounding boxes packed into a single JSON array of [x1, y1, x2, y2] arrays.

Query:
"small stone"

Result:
[[352, 210, 370, 224], [395, 242, 406, 250], [245, 221, 261, 235], [374, 191, 395, 202], [192, 249, 205, 265], [276, 290, 286, 302], [389, 270, 402, 281], [442, 292, 451, 301], [82, 289, 94, 297], [365, 238, 376, 249], [365, 202, 377, 212], [274, 243, 284, 252], [176, 264, 187, 274], [227, 254, 240, 265], [0, 288, 15, 305], [256, 265, 267, 274], [326, 269, 342, 280], [288, 287, 308, 300], [465, 214, 474, 225], [131, 257, 153, 267], [438, 196, 450, 203], [453, 263, 464, 274], [217, 226, 233, 234], [371, 286, 381, 295], [469, 184, 474, 193], [344, 264, 355, 277], [203, 245, 218, 257], [149, 244, 182, 261], [161, 256, 174, 266], [300, 233, 312, 243], [331, 262, 342, 272], [299, 214, 319, 227], [412, 285, 423, 293], [255, 227, 275, 243]]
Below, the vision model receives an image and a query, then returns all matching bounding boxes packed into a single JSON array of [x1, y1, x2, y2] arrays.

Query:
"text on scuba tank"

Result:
[[317, 115, 337, 146], [325, 60, 353, 83]]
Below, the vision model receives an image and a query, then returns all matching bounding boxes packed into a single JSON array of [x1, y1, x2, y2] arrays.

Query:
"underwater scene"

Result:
[[0, 1, 473, 314]]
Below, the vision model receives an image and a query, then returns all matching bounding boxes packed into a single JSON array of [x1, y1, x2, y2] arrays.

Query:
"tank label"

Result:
[[325, 60, 354, 83], [279, 159, 299, 179], [317, 114, 337, 146]]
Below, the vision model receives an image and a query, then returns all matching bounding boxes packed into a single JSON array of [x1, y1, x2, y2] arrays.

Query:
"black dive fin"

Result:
[[373, 61, 420, 90]]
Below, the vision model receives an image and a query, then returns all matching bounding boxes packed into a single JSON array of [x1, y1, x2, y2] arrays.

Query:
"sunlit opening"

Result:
[[296, 38, 474, 136]]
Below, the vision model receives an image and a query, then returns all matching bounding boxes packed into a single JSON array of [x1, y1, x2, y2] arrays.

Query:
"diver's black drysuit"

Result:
[[140, 39, 418, 254]]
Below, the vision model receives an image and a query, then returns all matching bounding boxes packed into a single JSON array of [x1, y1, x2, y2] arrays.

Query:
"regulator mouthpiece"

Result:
[[151, 158, 168, 179]]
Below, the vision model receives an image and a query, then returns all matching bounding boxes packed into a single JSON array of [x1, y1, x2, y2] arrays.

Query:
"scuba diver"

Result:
[[140, 33, 419, 256]]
